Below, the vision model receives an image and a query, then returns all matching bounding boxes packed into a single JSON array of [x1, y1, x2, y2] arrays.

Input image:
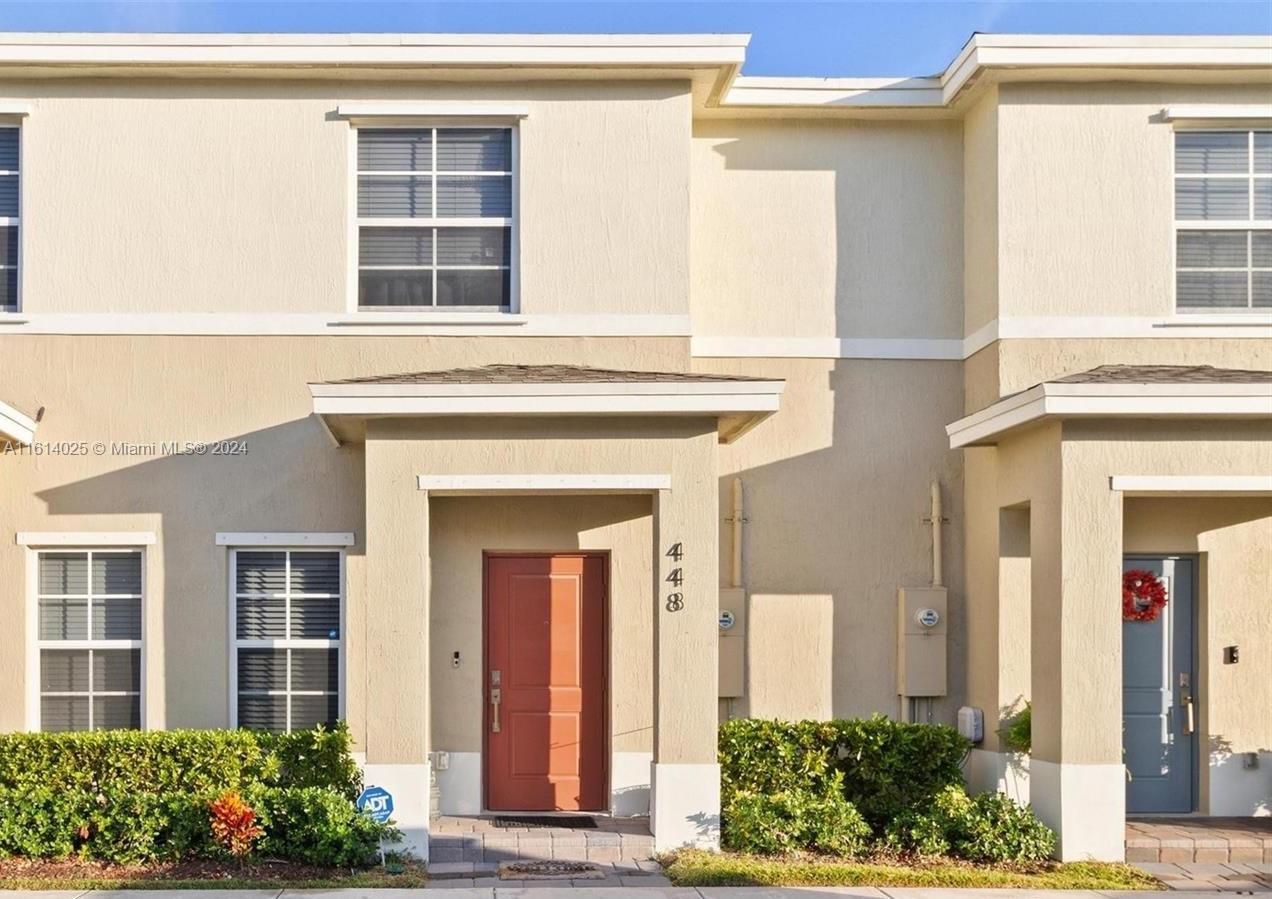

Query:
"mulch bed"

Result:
[[0, 856, 368, 883]]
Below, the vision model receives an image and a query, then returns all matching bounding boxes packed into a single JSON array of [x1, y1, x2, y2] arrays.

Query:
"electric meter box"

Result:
[[719, 587, 746, 698], [897, 586, 948, 697]]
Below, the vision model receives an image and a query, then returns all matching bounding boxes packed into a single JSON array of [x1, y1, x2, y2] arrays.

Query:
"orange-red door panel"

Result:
[[486, 555, 606, 811]]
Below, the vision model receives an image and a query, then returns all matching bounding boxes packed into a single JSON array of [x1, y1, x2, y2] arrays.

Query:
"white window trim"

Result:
[[1173, 127, 1272, 313], [347, 122, 519, 314], [26, 546, 147, 732], [216, 532, 354, 547], [18, 531, 157, 546], [227, 545, 346, 733]]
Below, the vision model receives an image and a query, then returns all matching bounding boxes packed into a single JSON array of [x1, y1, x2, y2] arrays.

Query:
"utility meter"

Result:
[[915, 607, 941, 628]]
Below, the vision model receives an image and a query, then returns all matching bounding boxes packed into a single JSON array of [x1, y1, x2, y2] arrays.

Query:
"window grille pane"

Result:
[[358, 175, 432, 217], [1255, 132, 1272, 174], [360, 227, 432, 266], [359, 270, 433, 306], [91, 597, 142, 640], [1176, 178, 1250, 220], [1254, 180, 1272, 220], [358, 129, 431, 172], [1175, 131, 1249, 174], [93, 696, 141, 730], [92, 552, 141, 595], [293, 598, 341, 639], [40, 597, 88, 640], [0, 173, 16, 217], [41, 649, 90, 692], [41, 697, 89, 732], [237, 596, 286, 639], [0, 260, 13, 311], [40, 552, 88, 595], [1177, 271, 1249, 308], [436, 176, 511, 217], [1252, 231, 1272, 267], [238, 648, 287, 691], [236, 551, 286, 594], [437, 227, 510, 266], [238, 695, 288, 733], [0, 224, 16, 267], [291, 648, 339, 693], [290, 694, 339, 731], [94, 649, 141, 693], [0, 129, 17, 170], [437, 269, 509, 307], [290, 552, 340, 594], [1176, 230, 1247, 267], [437, 129, 511, 172], [1254, 272, 1272, 308]]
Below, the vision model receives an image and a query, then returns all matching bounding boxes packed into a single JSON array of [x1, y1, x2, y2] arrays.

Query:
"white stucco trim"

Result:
[[964, 748, 1030, 805], [690, 335, 963, 360], [214, 531, 355, 546], [1163, 104, 1272, 122], [947, 381, 1272, 448], [1111, 475, 1272, 495], [434, 751, 483, 816], [336, 102, 530, 120], [612, 750, 654, 817], [17, 531, 156, 546], [362, 761, 432, 861], [650, 762, 720, 851], [418, 474, 671, 494], [1029, 759, 1125, 862], [0, 398, 37, 445]]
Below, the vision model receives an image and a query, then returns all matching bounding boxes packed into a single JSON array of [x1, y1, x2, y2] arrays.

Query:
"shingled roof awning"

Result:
[[0, 397, 37, 446], [946, 365, 1272, 448], [309, 364, 785, 444]]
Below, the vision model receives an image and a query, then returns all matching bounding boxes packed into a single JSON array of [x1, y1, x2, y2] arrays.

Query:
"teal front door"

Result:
[[1122, 556, 1197, 814]]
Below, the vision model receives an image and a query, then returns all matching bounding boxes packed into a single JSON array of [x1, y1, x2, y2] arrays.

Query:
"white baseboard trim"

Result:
[[1029, 758, 1126, 862], [650, 762, 720, 851], [435, 751, 483, 816], [611, 751, 653, 817], [363, 761, 432, 861], [964, 748, 1031, 805]]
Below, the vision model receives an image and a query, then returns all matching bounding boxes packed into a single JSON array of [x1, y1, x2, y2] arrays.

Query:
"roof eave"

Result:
[[0, 398, 37, 447]]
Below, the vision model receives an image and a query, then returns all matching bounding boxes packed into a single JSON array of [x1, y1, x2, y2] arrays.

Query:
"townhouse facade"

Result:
[[0, 32, 1269, 862]]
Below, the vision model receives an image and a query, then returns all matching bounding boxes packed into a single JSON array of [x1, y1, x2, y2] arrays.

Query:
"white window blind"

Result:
[[232, 549, 343, 733], [37, 550, 143, 731], [1175, 130, 1272, 311], [0, 127, 17, 312], [357, 127, 513, 310]]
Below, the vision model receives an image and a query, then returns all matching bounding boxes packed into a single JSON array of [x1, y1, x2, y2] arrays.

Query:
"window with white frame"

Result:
[[232, 549, 343, 733], [1174, 129, 1271, 311], [36, 550, 143, 731], [0, 126, 17, 312], [356, 127, 513, 310]]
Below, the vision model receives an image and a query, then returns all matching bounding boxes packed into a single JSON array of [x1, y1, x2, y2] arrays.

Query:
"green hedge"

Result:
[[0, 724, 386, 865]]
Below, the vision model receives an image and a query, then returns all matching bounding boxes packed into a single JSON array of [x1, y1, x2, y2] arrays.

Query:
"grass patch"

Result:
[[661, 849, 1158, 890], [0, 857, 427, 890]]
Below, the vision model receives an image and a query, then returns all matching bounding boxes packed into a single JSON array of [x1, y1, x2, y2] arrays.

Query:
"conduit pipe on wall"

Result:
[[731, 477, 744, 589], [930, 480, 943, 588]]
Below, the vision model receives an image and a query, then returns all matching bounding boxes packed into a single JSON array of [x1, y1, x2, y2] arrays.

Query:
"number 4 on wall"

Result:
[[665, 542, 683, 561], [665, 568, 683, 587]]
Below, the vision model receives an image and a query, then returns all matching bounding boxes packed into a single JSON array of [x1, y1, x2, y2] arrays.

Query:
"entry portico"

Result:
[[310, 364, 784, 858]]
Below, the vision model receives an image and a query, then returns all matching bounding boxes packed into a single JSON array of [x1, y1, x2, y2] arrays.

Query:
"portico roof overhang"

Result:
[[0, 398, 36, 446], [309, 364, 784, 445]]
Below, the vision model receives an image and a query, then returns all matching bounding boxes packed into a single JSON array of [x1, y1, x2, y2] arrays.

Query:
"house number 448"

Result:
[[665, 543, 684, 611]]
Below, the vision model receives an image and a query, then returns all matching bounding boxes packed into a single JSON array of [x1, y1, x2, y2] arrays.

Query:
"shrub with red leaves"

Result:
[[208, 790, 263, 863]]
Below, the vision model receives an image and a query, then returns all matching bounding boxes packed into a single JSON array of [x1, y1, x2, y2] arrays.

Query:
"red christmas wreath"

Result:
[[1122, 569, 1168, 622]]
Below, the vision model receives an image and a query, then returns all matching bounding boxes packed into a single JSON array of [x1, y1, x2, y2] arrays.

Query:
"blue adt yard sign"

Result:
[[357, 785, 394, 823]]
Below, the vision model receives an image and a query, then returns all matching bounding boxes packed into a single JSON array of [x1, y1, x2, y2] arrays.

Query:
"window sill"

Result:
[[1157, 313, 1272, 328], [328, 312, 527, 327], [0, 313, 28, 324]]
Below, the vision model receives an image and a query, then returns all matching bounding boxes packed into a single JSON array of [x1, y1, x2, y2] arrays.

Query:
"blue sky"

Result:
[[0, 1, 1267, 76]]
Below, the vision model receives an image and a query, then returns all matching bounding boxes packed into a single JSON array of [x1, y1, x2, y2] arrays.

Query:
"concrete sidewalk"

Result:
[[0, 888, 1256, 898]]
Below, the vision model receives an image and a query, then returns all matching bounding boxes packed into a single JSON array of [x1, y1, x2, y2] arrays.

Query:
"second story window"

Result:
[[0, 126, 17, 312], [357, 127, 513, 311], [1175, 130, 1271, 312]]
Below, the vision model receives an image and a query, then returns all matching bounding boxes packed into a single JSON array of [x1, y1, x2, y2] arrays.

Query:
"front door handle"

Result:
[[490, 686, 502, 733], [1181, 692, 1194, 735]]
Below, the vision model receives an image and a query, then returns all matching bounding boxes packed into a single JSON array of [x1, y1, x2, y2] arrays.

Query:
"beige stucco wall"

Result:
[[10, 77, 691, 317], [996, 81, 1272, 320], [690, 118, 963, 340], [963, 88, 998, 338]]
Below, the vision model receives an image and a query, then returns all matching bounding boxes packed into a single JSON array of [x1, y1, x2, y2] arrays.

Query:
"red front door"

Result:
[[485, 554, 607, 811]]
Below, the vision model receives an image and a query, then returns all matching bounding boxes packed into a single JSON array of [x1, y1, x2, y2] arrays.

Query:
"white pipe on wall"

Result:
[[930, 480, 943, 588], [731, 477, 743, 589]]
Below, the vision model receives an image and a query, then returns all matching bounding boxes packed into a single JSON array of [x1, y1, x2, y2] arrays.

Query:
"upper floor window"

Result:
[[356, 127, 513, 310], [1175, 130, 1271, 312], [36, 550, 143, 731], [0, 126, 17, 312]]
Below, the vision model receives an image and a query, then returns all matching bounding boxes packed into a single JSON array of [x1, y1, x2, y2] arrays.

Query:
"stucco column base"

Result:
[[363, 761, 432, 861], [1029, 758, 1125, 861], [965, 748, 1031, 805], [650, 762, 720, 851]]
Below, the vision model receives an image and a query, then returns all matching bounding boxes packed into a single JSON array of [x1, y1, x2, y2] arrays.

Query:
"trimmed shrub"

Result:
[[209, 791, 264, 861], [880, 784, 972, 856], [250, 787, 390, 867], [723, 790, 871, 857], [951, 791, 1055, 863]]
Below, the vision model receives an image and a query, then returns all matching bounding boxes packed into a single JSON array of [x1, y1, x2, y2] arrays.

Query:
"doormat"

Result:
[[499, 860, 606, 880], [492, 814, 598, 829]]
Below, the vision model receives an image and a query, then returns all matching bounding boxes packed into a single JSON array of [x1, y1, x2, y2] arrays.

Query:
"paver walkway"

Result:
[[1133, 860, 1272, 892], [1126, 817, 1272, 864]]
